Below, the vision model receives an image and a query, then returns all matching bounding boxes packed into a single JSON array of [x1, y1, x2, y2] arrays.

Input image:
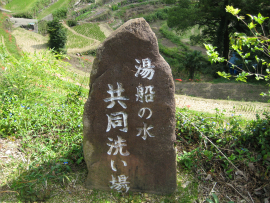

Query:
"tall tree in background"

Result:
[[47, 19, 67, 54], [167, 0, 270, 61]]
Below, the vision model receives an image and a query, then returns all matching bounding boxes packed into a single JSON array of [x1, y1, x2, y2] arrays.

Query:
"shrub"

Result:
[[47, 19, 67, 53], [67, 19, 77, 27], [52, 8, 68, 20], [13, 12, 33, 19], [143, 7, 169, 23]]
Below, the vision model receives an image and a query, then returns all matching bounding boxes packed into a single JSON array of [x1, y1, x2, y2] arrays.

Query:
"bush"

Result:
[[13, 12, 33, 19], [239, 113, 270, 160], [82, 49, 97, 56], [52, 8, 68, 20], [143, 7, 169, 23], [47, 19, 67, 53], [67, 19, 77, 27]]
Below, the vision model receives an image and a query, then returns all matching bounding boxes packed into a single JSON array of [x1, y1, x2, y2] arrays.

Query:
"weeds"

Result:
[[175, 106, 270, 202]]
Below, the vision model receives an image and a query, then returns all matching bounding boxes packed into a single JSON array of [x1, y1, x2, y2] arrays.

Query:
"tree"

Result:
[[205, 6, 270, 101], [47, 19, 67, 54], [167, 0, 270, 62]]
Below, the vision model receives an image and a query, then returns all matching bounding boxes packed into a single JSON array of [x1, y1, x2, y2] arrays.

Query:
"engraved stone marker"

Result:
[[83, 18, 176, 194]]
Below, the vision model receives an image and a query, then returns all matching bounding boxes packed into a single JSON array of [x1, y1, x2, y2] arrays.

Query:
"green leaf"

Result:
[[248, 22, 256, 29], [236, 71, 250, 82], [254, 13, 269, 25], [217, 71, 231, 79], [212, 193, 219, 203], [206, 199, 214, 203], [226, 6, 241, 15]]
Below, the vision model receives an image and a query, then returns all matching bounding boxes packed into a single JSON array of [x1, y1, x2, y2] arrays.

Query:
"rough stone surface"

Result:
[[83, 18, 176, 194]]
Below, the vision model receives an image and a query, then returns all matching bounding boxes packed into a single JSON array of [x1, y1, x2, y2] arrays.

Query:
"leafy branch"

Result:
[[204, 6, 270, 100]]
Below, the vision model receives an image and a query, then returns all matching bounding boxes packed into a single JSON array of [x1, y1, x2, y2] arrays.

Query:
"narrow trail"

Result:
[[175, 94, 269, 120]]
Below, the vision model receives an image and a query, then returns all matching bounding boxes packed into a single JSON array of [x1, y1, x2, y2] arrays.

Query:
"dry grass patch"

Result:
[[12, 28, 48, 53]]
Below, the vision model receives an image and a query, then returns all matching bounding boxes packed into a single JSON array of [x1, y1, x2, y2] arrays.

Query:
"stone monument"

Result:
[[83, 18, 176, 194]]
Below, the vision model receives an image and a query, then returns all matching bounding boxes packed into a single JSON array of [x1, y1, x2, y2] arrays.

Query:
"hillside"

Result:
[[1, 1, 270, 202]]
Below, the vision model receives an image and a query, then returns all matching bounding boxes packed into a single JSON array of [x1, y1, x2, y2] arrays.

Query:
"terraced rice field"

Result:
[[11, 28, 48, 53], [66, 30, 95, 49], [73, 23, 106, 41]]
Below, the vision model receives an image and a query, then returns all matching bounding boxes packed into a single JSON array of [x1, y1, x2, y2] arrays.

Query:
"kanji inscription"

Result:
[[83, 18, 176, 194]]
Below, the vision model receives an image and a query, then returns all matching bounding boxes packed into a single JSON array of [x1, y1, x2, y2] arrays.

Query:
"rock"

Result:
[[83, 18, 176, 194]]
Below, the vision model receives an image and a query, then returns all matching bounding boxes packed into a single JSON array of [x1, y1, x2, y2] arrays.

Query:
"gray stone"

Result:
[[83, 18, 176, 194]]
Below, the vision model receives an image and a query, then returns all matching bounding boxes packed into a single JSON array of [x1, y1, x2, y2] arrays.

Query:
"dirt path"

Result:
[[175, 82, 270, 120], [175, 94, 269, 120], [175, 82, 269, 102]]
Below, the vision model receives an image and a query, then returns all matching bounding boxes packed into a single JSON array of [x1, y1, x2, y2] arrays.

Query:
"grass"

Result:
[[11, 27, 49, 53], [72, 23, 106, 42], [5, 0, 38, 13], [0, 13, 21, 59], [211, 75, 269, 86], [159, 23, 188, 50], [66, 30, 94, 49], [0, 38, 200, 202], [37, 0, 70, 20]]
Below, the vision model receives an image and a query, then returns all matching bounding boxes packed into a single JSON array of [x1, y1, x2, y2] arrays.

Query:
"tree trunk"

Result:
[[189, 66, 195, 80]]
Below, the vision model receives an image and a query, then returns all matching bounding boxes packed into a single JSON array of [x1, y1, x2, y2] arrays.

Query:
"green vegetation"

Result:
[[66, 19, 77, 27], [5, 0, 68, 18], [90, 9, 111, 22], [0, 43, 90, 202], [1, 0, 270, 201], [75, 10, 93, 21], [167, 0, 268, 62], [175, 106, 269, 202], [5, 0, 37, 13], [66, 30, 94, 49], [0, 13, 21, 59], [73, 23, 106, 41], [159, 23, 187, 49], [205, 6, 270, 101], [114, 1, 160, 19], [142, 6, 170, 22], [52, 7, 68, 20], [73, 4, 98, 20], [48, 19, 67, 53], [37, 0, 71, 20]]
